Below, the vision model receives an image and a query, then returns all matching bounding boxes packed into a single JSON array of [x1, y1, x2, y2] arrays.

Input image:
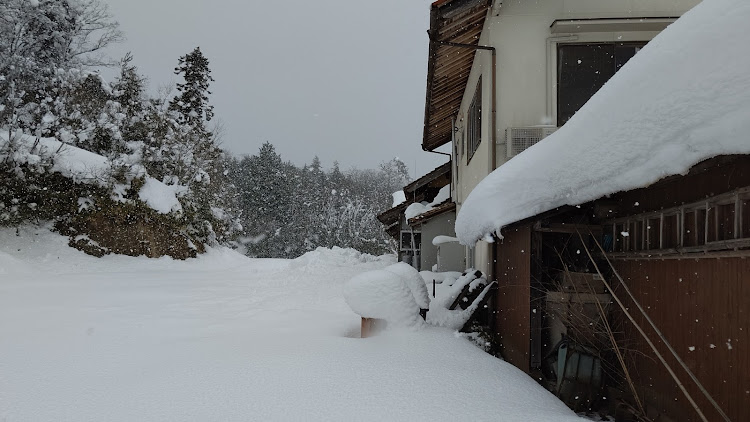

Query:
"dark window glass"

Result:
[[632, 220, 644, 251], [695, 208, 707, 246], [717, 203, 735, 241], [707, 206, 718, 242], [401, 232, 421, 250], [401, 232, 411, 249], [557, 43, 646, 126], [602, 225, 614, 252], [647, 218, 661, 249], [614, 223, 625, 252], [467, 78, 482, 162], [615, 44, 643, 70], [684, 211, 696, 246], [663, 214, 678, 249]]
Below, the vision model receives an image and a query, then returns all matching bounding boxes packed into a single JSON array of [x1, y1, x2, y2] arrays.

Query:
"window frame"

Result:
[[556, 41, 647, 127], [466, 77, 482, 163], [605, 187, 750, 257], [400, 230, 422, 252], [548, 30, 661, 126]]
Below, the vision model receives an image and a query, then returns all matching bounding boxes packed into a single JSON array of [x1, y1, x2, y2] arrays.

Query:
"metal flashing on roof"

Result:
[[403, 161, 451, 193], [550, 17, 678, 34], [423, 0, 492, 151]]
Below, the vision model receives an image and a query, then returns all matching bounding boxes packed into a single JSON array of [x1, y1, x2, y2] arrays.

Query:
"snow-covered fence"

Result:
[[344, 266, 496, 337]]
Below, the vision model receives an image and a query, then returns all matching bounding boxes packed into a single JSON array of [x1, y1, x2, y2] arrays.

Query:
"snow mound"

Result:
[[383, 262, 430, 309], [0, 251, 31, 274], [343, 270, 424, 328], [420, 270, 462, 285], [290, 247, 390, 271], [456, 0, 750, 244], [138, 177, 183, 214]]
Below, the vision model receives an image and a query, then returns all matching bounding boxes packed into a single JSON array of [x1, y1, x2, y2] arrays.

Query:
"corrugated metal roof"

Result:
[[423, 0, 491, 151]]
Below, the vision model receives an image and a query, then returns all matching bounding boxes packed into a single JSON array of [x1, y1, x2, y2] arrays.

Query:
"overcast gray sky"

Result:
[[100, 0, 446, 178]]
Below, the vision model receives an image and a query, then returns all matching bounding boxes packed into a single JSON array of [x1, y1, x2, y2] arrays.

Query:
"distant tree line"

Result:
[[0, 0, 405, 258], [230, 146, 408, 257]]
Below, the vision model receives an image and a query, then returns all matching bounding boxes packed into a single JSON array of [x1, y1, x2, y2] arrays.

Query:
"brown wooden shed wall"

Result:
[[611, 253, 750, 421], [601, 156, 750, 421], [611, 155, 750, 216], [493, 223, 532, 373]]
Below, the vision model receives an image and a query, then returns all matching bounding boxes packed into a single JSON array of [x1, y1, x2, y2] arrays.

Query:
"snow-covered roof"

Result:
[[423, 0, 492, 151], [403, 161, 450, 194], [405, 185, 451, 221], [455, 0, 750, 245]]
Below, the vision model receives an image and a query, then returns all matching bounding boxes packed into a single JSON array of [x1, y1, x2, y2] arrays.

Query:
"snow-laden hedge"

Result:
[[0, 131, 207, 259]]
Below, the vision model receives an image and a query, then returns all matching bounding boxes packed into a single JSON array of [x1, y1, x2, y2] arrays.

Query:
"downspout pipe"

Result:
[[427, 33, 498, 284]]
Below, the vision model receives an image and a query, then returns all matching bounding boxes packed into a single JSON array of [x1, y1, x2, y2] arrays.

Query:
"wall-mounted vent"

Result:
[[506, 126, 558, 157]]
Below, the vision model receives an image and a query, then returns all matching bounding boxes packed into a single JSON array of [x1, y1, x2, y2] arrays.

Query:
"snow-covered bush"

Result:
[[1, 10, 241, 256]]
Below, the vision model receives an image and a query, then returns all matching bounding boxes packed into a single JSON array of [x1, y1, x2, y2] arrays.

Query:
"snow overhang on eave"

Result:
[[550, 17, 678, 34], [377, 201, 411, 226], [422, 0, 491, 152], [408, 201, 457, 226]]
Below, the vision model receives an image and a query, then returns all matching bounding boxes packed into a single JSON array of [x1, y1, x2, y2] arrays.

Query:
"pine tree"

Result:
[[169, 47, 214, 137], [111, 53, 149, 147], [237, 142, 294, 257]]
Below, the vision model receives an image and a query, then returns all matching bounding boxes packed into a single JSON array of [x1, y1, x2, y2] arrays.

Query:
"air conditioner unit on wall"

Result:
[[506, 126, 558, 157]]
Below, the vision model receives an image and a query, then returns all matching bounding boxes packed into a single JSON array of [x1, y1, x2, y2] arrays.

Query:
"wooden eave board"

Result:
[[423, 0, 491, 151]]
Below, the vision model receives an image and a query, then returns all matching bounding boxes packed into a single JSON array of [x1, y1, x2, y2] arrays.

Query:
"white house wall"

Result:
[[451, 0, 700, 275], [420, 211, 459, 272]]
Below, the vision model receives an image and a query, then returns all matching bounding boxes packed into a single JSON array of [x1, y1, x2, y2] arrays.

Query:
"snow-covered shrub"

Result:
[[1, 23, 242, 256]]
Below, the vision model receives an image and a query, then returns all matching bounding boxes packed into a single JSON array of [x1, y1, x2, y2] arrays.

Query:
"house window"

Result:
[[606, 188, 750, 255], [557, 43, 645, 126], [466, 78, 482, 162], [400, 231, 421, 252], [662, 213, 679, 249]]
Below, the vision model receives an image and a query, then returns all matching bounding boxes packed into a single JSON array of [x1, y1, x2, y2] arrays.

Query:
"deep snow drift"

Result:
[[0, 227, 582, 421]]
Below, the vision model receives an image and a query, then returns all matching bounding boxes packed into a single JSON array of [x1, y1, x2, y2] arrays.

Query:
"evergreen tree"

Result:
[[1, 0, 122, 132], [237, 142, 294, 257], [169, 47, 214, 136], [110, 53, 150, 151]]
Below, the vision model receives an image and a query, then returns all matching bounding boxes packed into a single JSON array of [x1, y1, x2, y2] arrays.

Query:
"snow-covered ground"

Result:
[[0, 227, 582, 421]]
